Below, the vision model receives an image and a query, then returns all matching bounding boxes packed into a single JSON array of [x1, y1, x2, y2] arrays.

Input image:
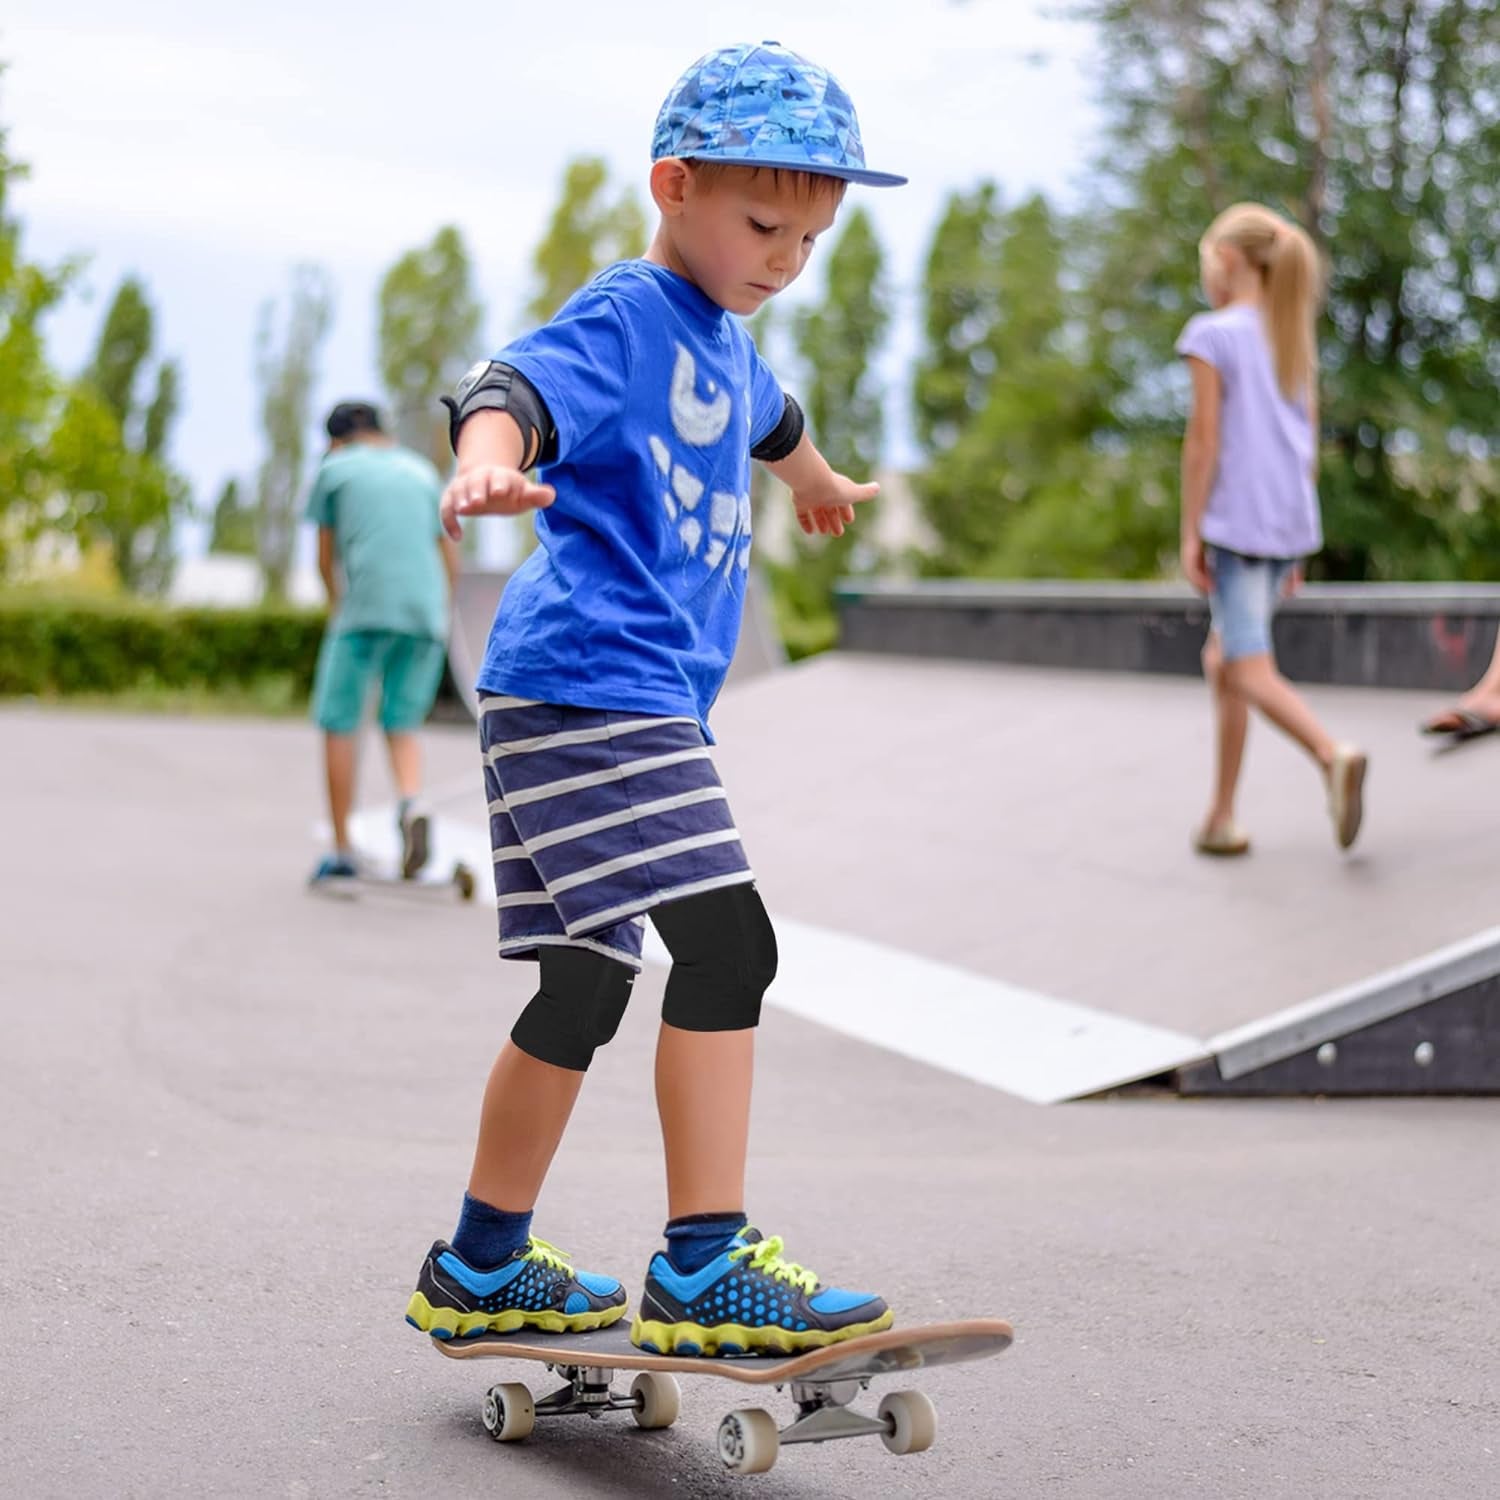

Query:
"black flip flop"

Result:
[[1420, 707, 1499, 742]]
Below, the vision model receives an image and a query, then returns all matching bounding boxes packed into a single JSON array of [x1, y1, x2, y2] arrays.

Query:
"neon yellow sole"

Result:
[[406, 1291, 627, 1339], [630, 1309, 893, 1356]]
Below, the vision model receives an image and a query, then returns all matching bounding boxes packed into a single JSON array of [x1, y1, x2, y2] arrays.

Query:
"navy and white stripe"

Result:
[[480, 695, 753, 969]]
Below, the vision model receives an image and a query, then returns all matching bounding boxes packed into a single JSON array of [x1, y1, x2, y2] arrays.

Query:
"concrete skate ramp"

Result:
[[447, 566, 784, 715], [694, 653, 1500, 1097]]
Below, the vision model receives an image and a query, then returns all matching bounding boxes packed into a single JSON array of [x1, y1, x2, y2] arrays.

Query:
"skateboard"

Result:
[[432, 1317, 1014, 1475]]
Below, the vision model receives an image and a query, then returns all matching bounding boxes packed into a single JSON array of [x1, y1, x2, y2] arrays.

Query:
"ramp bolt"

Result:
[[1413, 1042, 1435, 1067], [1316, 1043, 1338, 1067]]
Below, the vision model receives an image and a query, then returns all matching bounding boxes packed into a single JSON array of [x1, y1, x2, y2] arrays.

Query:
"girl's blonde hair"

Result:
[[1202, 203, 1322, 401]]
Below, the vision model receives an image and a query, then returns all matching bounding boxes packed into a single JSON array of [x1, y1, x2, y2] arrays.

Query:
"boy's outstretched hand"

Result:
[[793, 473, 880, 538], [441, 467, 555, 540]]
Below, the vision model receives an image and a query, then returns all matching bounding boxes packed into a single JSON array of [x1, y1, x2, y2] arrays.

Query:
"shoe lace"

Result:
[[522, 1236, 573, 1273], [728, 1233, 818, 1293]]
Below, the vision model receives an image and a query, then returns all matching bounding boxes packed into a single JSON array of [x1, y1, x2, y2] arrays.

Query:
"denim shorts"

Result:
[[1207, 546, 1295, 662]]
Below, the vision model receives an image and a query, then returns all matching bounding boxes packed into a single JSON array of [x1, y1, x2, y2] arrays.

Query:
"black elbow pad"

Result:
[[440, 361, 558, 466], [750, 393, 805, 463]]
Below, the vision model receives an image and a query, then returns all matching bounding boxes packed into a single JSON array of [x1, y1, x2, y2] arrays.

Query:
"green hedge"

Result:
[[0, 596, 329, 700]]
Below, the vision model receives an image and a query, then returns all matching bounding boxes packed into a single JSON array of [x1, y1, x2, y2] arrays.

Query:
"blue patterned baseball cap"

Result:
[[652, 41, 906, 188]]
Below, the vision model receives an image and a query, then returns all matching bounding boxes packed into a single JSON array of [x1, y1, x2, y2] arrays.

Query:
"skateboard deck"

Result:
[[313, 861, 477, 903], [433, 1317, 1013, 1474]]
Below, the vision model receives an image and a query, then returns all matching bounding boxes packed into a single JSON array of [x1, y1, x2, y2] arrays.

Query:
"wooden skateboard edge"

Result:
[[431, 1317, 1014, 1385]]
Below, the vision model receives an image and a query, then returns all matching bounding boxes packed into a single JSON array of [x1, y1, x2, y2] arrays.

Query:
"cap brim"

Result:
[[667, 149, 907, 188]]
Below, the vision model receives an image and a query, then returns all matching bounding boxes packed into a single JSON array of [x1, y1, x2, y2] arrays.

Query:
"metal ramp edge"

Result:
[[1174, 926, 1500, 1096]]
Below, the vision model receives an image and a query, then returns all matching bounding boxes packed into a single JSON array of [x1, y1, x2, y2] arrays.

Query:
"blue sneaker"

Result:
[[631, 1227, 892, 1356], [405, 1238, 628, 1340], [308, 852, 358, 887]]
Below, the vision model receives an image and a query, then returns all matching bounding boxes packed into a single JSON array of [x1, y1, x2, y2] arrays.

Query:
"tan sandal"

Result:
[[1326, 745, 1367, 850], [1194, 821, 1251, 857]]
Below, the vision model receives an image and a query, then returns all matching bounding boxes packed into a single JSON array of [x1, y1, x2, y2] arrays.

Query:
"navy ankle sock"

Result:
[[664, 1212, 748, 1274], [452, 1195, 533, 1268]]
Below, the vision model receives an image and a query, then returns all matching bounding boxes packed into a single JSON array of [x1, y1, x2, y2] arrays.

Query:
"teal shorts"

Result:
[[311, 630, 447, 735]]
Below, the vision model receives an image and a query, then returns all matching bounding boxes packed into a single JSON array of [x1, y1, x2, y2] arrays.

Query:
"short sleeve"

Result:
[[1176, 313, 1223, 370], [746, 342, 788, 451], [304, 462, 335, 526], [494, 287, 634, 461]]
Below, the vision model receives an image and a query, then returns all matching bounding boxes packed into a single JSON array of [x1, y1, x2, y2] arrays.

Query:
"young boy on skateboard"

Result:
[[405, 41, 905, 1356]]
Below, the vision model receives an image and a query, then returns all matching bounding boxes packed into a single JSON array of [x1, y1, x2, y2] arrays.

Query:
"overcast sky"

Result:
[[5, 0, 1103, 543]]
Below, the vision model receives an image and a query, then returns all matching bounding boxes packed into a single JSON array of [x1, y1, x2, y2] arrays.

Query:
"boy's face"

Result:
[[670, 166, 842, 316]]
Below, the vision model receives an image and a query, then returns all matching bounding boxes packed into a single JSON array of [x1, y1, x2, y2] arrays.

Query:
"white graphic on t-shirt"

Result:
[[669, 346, 732, 446], [650, 344, 753, 576]]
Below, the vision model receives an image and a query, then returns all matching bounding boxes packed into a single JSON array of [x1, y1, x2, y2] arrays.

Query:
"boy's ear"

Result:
[[650, 158, 692, 217]]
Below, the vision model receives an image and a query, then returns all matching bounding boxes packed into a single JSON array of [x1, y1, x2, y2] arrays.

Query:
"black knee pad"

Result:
[[652, 883, 778, 1032], [510, 946, 636, 1071]]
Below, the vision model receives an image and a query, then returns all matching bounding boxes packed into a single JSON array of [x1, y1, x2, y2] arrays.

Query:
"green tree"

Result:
[[911, 182, 1007, 460], [378, 225, 483, 467], [0, 66, 78, 577], [1076, 0, 1500, 580], [915, 194, 1120, 574], [76, 276, 189, 592], [254, 264, 334, 599], [208, 476, 256, 556], [526, 157, 646, 322], [770, 207, 891, 651]]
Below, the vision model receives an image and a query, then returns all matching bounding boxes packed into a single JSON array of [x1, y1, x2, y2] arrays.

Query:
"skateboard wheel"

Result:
[[481, 1382, 535, 1442], [630, 1371, 680, 1430], [878, 1389, 936, 1455], [717, 1407, 778, 1474], [454, 864, 476, 902]]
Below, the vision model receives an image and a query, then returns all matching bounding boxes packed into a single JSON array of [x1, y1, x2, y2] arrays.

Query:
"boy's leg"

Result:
[[655, 1024, 754, 1218], [377, 635, 446, 876], [632, 884, 891, 1355], [385, 732, 422, 802], [309, 630, 373, 880], [404, 945, 633, 1338], [467, 1040, 586, 1212], [324, 733, 358, 853], [648, 883, 774, 1219]]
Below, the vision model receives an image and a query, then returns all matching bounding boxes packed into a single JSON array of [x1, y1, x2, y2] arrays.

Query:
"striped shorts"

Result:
[[480, 695, 755, 970]]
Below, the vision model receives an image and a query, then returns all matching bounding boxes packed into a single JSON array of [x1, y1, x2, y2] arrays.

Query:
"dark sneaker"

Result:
[[399, 809, 431, 880], [631, 1227, 892, 1356], [405, 1237, 627, 1340], [308, 852, 358, 887]]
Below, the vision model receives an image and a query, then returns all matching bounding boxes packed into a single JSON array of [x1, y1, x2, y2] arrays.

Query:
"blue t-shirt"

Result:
[[476, 260, 786, 736]]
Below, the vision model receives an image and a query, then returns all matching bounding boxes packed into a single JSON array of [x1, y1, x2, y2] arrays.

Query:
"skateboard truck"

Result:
[[481, 1360, 934, 1475], [442, 1317, 1010, 1476], [482, 1362, 681, 1443]]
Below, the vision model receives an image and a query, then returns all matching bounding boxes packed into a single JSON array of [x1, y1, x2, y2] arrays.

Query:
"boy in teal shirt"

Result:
[[306, 401, 458, 885]]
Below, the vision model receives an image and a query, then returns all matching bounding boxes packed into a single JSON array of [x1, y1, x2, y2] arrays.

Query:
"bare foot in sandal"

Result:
[[1194, 820, 1251, 857]]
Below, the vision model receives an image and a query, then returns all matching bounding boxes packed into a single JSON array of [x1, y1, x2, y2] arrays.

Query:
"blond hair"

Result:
[[1202, 203, 1322, 401], [686, 159, 847, 205]]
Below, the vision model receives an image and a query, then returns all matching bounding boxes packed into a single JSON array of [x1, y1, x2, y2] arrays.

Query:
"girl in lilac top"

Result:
[[1176, 202, 1367, 857]]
